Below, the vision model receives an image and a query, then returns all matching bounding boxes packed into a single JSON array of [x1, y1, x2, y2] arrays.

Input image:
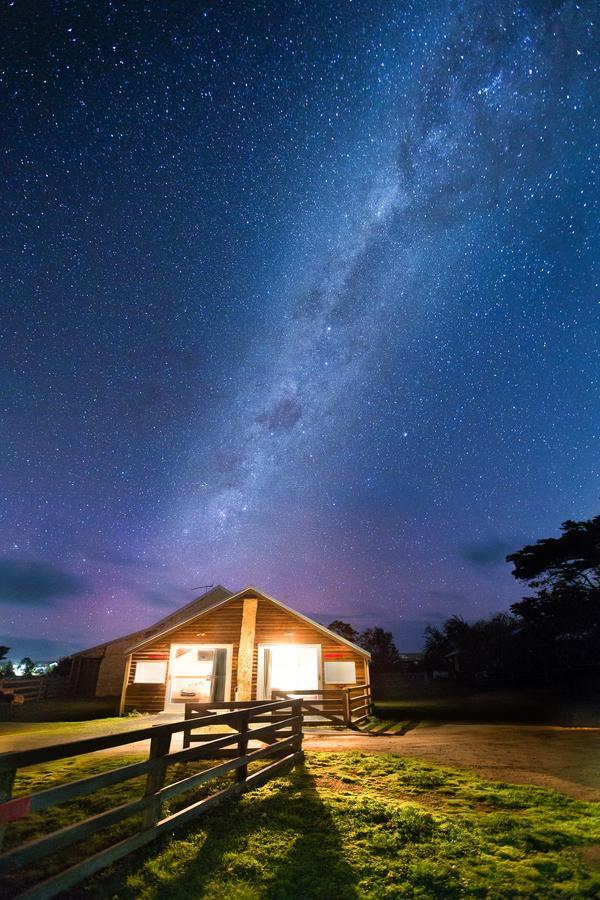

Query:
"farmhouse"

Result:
[[69, 585, 371, 715]]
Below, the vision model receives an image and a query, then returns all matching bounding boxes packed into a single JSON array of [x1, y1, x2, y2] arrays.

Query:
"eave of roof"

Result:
[[125, 585, 371, 659]]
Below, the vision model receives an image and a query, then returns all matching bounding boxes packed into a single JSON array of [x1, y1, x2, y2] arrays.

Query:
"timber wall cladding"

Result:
[[251, 598, 367, 694], [123, 598, 245, 713], [123, 595, 367, 712]]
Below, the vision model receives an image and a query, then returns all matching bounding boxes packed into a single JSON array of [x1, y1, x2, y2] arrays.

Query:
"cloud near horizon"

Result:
[[0, 557, 84, 605], [2, 634, 82, 661], [460, 539, 519, 568]]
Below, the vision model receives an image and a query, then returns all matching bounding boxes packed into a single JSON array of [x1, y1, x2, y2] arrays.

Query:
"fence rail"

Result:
[[0, 699, 303, 900], [272, 684, 372, 727], [0, 677, 68, 704]]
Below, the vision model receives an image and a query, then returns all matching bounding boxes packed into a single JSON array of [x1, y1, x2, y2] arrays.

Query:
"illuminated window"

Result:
[[324, 661, 356, 684], [134, 661, 167, 684]]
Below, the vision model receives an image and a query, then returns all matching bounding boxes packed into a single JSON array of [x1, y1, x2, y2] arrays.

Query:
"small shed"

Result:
[[120, 586, 371, 715]]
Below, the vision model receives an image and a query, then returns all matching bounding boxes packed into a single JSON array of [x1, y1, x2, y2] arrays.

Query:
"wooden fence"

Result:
[[272, 684, 372, 727], [0, 677, 68, 704], [0, 698, 303, 900]]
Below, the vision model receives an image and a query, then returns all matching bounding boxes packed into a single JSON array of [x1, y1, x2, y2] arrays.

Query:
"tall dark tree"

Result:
[[422, 616, 468, 673], [507, 515, 600, 670], [359, 627, 401, 671], [423, 613, 520, 680], [327, 620, 360, 644]]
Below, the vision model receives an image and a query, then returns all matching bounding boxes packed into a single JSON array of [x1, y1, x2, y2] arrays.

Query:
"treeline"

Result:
[[424, 514, 600, 683], [326, 623, 410, 672], [0, 648, 59, 678]]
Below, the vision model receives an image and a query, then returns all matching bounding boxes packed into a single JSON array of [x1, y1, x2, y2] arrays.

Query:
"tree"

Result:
[[507, 516, 600, 588], [327, 620, 360, 644], [18, 657, 36, 677], [359, 627, 401, 671], [423, 613, 520, 680], [53, 657, 73, 678], [0, 647, 14, 678], [423, 623, 453, 673], [507, 515, 600, 670]]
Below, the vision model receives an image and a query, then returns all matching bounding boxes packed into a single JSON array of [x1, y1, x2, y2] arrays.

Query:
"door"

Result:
[[165, 644, 231, 711], [257, 644, 321, 699]]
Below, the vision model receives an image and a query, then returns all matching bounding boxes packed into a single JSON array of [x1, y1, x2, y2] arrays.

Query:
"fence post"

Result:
[[141, 731, 171, 828], [291, 698, 303, 753], [183, 705, 192, 749], [0, 768, 16, 851], [236, 711, 250, 783], [342, 689, 351, 726]]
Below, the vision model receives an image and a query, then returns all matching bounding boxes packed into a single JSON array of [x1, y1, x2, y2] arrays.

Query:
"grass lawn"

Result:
[[2, 751, 599, 899], [3, 697, 119, 724], [373, 686, 600, 727]]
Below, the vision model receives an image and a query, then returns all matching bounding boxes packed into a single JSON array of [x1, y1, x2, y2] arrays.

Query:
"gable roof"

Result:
[[71, 585, 232, 658], [125, 585, 371, 659]]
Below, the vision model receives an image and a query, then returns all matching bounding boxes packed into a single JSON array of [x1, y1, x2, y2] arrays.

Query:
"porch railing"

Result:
[[184, 688, 372, 730], [272, 684, 372, 728]]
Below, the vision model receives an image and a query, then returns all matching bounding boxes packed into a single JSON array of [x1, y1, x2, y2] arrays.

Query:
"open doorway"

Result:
[[165, 644, 232, 712], [257, 644, 321, 699]]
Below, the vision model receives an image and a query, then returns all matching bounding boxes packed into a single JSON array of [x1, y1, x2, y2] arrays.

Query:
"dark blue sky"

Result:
[[1, 0, 598, 659]]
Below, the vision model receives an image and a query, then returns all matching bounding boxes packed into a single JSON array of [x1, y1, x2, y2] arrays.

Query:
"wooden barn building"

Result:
[[69, 585, 371, 715]]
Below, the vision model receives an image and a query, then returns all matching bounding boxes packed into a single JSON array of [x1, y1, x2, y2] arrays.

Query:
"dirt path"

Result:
[[1, 720, 598, 801], [304, 723, 600, 801]]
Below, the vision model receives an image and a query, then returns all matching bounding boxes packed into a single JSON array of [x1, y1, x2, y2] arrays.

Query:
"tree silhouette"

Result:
[[424, 614, 519, 679], [508, 515, 600, 670], [327, 620, 360, 644], [359, 627, 401, 671], [0, 647, 13, 678], [18, 657, 36, 677]]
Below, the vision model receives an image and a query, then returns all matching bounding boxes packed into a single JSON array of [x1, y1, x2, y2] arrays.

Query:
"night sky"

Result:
[[1, 1, 598, 661]]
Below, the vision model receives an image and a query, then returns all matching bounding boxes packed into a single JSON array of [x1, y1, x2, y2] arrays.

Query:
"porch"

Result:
[[185, 685, 372, 732]]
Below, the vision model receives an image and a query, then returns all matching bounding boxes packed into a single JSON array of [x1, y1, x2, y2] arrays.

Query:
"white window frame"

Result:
[[256, 643, 322, 700], [133, 660, 168, 684], [165, 643, 233, 711], [324, 660, 357, 684]]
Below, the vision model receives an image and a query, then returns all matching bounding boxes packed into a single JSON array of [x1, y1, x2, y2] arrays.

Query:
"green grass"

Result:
[[2, 752, 599, 898], [373, 688, 600, 726], [4, 697, 120, 723], [0, 717, 133, 739]]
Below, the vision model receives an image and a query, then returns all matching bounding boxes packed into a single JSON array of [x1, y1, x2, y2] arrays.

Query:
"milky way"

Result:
[[1, 1, 598, 658]]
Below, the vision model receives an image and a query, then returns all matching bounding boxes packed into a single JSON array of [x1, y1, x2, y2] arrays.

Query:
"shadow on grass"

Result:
[[396, 720, 420, 736], [109, 762, 359, 899]]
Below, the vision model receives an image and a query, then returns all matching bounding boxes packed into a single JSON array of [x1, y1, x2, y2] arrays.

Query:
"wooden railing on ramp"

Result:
[[271, 684, 372, 727]]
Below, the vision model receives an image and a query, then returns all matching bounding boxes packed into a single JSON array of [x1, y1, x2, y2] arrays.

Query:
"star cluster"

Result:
[[1, 0, 598, 658]]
